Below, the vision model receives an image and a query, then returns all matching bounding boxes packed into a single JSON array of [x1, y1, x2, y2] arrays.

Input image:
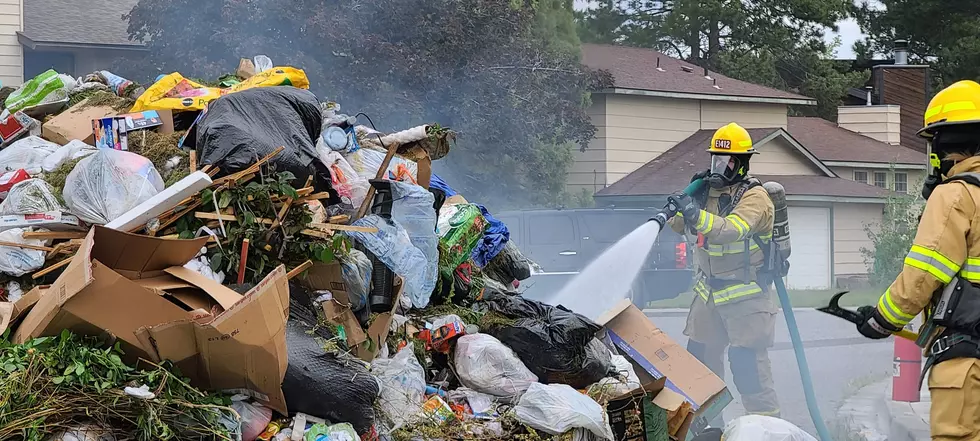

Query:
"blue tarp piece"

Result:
[[430, 174, 510, 267]]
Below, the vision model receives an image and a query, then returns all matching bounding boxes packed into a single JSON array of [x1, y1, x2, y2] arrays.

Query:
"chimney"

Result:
[[871, 40, 930, 153], [838, 104, 903, 145]]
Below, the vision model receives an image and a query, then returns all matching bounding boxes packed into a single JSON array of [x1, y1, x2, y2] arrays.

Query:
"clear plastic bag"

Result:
[[345, 215, 430, 310], [343, 148, 419, 183], [514, 383, 614, 440], [319, 150, 370, 208], [0, 136, 61, 174], [63, 149, 165, 225], [231, 398, 273, 441], [593, 355, 641, 396], [0, 228, 45, 276], [372, 343, 427, 429], [722, 415, 817, 441], [42, 140, 97, 173], [390, 181, 438, 308], [339, 249, 372, 312], [0, 179, 65, 215], [455, 334, 537, 400]]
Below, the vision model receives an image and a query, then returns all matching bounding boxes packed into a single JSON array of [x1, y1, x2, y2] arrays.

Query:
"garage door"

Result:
[[785, 206, 832, 289]]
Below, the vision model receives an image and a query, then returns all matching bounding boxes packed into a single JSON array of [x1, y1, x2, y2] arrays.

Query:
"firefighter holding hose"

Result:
[[854, 80, 980, 440], [666, 122, 781, 419]]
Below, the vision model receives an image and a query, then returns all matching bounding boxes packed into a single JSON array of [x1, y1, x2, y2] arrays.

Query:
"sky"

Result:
[[572, 1, 879, 59]]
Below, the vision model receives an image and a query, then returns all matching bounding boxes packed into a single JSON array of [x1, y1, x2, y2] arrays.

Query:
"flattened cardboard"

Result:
[[0, 302, 12, 335], [41, 102, 116, 145], [12, 285, 47, 321], [164, 266, 242, 311], [0, 212, 85, 232], [600, 303, 732, 440]]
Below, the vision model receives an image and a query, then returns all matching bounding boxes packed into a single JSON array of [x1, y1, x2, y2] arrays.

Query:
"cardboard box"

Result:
[[301, 261, 403, 362], [0, 285, 48, 334], [607, 378, 693, 441], [93, 116, 128, 150], [0, 211, 86, 232], [13, 226, 290, 413], [119, 110, 174, 133], [41, 102, 117, 145], [0, 111, 36, 145], [599, 301, 733, 440]]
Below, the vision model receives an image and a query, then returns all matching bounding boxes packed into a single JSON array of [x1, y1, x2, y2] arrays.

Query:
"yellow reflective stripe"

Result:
[[960, 257, 980, 281], [876, 289, 915, 328], [926, 100, 978, 120], [713, 283, 762, 304], [726, 214, 750, 239], [904, 245, 960, 284], [696, 211, 716, 234], [693, 278, 710, 302], [738, 140, 752, 147], [695, 211, 707, 230]]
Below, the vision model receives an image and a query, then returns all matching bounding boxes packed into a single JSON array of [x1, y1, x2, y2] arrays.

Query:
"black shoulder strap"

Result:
[[944, 172, 980, 188], [723, 178, 762, 216]]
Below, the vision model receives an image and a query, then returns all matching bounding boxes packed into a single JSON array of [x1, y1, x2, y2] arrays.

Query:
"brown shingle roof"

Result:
[[21, 0, 142, 47], [581, 44, 814, 102], [596, 129, 893, 199], [787, 117, 925, 165]]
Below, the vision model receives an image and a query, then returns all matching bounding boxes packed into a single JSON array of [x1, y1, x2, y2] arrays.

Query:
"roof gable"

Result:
[[787, 117, 926, 166], [582, 44, 815, 105]]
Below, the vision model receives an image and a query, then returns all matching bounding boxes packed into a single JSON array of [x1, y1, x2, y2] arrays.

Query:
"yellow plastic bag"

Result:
[[130, 67, 310, 112]]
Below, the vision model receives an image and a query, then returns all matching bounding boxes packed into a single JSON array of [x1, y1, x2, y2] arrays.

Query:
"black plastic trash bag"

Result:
[[480, 293, 614, 389], [281, 283, 380, 433], [190, 86, 324, 186], [483, 241, 533, 285]]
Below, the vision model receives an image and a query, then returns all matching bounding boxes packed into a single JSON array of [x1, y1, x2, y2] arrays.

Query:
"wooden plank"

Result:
[[300, 229, 333, 240], [295, 192, 331, 203], [23, 231, 86, 240], [237, 239, 250, 284], [32, 258, 72, 279], [286, 260, 314, 280], [356, 140, 399, 220], [0, 241, 54, 252], [329, 215, 350, 224], [189, 151, 197, 173]]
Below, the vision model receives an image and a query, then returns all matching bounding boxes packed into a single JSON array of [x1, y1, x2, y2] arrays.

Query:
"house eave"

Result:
[[602, 87, 817, 106], [822, 160, 926, 170], [594, 193, 888, 205], [756, 129, 838, 177], [18, 32, 147, 52]]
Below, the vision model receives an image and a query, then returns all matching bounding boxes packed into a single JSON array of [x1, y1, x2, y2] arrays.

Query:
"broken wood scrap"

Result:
[[0, 241, 54, 252], [32, 257, 72, 279], [308, 222, 379, 233], [23, 231, 86, 240], [287, 260, 314, 280]]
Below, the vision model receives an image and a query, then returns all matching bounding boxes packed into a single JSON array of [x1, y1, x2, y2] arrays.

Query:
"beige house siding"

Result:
[[699, 101, 788, 130], [0, 0, 21, 86], [831, 166, 926, 195], [752, 137, 823, 176], [837, 105, 902, 145], [573, 94, 791, 191], [833, 202, 882, 277]]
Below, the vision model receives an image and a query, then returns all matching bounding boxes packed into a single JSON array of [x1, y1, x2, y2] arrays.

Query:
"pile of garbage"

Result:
[[0, 57, 735, 441]]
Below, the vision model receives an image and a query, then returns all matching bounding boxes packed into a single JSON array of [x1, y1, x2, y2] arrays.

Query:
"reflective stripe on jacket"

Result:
[[875, 157, 980, 331], [671, 179, 775, 305]]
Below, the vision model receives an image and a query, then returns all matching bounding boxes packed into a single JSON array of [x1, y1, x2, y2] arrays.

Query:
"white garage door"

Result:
[[785, 206, 832, 289]]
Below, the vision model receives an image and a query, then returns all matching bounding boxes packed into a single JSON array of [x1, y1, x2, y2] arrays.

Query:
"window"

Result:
[[894, 172, 908, 193], [853, 170, 869, 184], [873, 171, 888, 189], [528, 214, 575, 245]]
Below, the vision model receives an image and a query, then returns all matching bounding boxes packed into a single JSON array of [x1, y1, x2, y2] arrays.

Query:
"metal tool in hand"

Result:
[[817, 291, 919, 341]]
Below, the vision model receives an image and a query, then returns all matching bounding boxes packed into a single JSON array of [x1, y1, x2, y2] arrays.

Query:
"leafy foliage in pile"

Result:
[[175, 171, 347, 284], [0, 330, 233, 441], [121, 0, 611, 210], [577, 0, 867, 121]]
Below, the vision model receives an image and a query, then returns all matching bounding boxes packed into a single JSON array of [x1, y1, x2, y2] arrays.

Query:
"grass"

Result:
[[642, 288, 882, 309]]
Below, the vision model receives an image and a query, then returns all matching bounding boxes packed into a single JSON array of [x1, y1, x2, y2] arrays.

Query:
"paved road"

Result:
[[644, 308, 894, 436]]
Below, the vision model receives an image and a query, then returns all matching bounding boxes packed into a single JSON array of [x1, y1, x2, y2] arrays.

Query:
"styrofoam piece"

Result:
[[105, 171, 212, 231]]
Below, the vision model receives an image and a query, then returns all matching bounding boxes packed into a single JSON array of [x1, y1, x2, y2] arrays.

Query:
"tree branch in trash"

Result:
[[121, 0, 613, 209]]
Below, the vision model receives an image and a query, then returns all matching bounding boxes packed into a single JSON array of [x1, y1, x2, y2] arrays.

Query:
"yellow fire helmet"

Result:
[[708, 122, 758, 154], [918, 80, 980, 138]]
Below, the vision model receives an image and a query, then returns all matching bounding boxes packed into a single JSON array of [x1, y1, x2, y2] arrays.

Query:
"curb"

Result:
[[836, 379, 890, 441], [884, 382, 931, 441]]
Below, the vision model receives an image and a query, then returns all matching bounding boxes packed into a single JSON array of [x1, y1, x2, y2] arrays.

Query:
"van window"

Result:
[[579, 212, 648, 243], [528, 214, 575, 245]]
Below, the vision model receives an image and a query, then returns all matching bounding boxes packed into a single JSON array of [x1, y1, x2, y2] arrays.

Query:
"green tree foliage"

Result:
[[122, 0, 611, 209], [854, 0, 980, 86], [861, 187, 921, 287], [577, 0, 865, 120]]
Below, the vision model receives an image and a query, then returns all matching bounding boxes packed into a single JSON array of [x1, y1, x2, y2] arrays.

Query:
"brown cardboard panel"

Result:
[[0, 302, 12, 334], [164, 266, 242, 311], [41, 103, 117, 145], [12, 285, 47, 321], [90, 227, 205, 279]]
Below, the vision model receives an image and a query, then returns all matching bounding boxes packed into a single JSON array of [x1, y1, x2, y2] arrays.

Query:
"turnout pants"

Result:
[[929, 358, 980, 440], [684, 291, 780, 418]]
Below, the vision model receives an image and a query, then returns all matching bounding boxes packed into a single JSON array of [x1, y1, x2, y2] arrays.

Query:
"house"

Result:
[[578, 43, 928, 289], [0, 0, 144, 87]]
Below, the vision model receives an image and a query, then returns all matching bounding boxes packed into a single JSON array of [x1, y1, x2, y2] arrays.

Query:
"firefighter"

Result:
[[666, 122, 780, 418], [854, 80, 980, 440]]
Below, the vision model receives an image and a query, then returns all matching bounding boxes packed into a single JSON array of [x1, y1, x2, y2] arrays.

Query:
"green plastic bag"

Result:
[[437, 204, 488, 277], [6, 70, 74, 114]]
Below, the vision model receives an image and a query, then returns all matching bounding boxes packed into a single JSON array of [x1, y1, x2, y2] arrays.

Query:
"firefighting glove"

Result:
[[856, 305, 899, 340], [667, 192, 700, 227], [691, 169, 710, 183]]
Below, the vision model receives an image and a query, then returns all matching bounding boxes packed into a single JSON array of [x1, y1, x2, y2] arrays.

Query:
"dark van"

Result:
[[495, 208, 693, 306]]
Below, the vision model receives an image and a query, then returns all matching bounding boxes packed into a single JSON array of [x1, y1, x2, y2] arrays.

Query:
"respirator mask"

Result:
[[707, 154, 749, 188], [922, 129, 980, 199]]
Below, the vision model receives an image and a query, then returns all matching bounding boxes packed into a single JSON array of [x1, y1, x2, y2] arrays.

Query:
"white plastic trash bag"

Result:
[[42, 140, 97, 173], [515, 383, 614, 440], [0, 228, 45, 276], [373, 343, 427, 429], [319, 150, 370, 208], [0, 136, 61, 174], [344, 148, 419, 183], [722, 415, 817, 441], [455, 334, 537, 400], [593, 354, 642, 396], [63, 149, 165, 225], [0, 179, 65, 215]]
